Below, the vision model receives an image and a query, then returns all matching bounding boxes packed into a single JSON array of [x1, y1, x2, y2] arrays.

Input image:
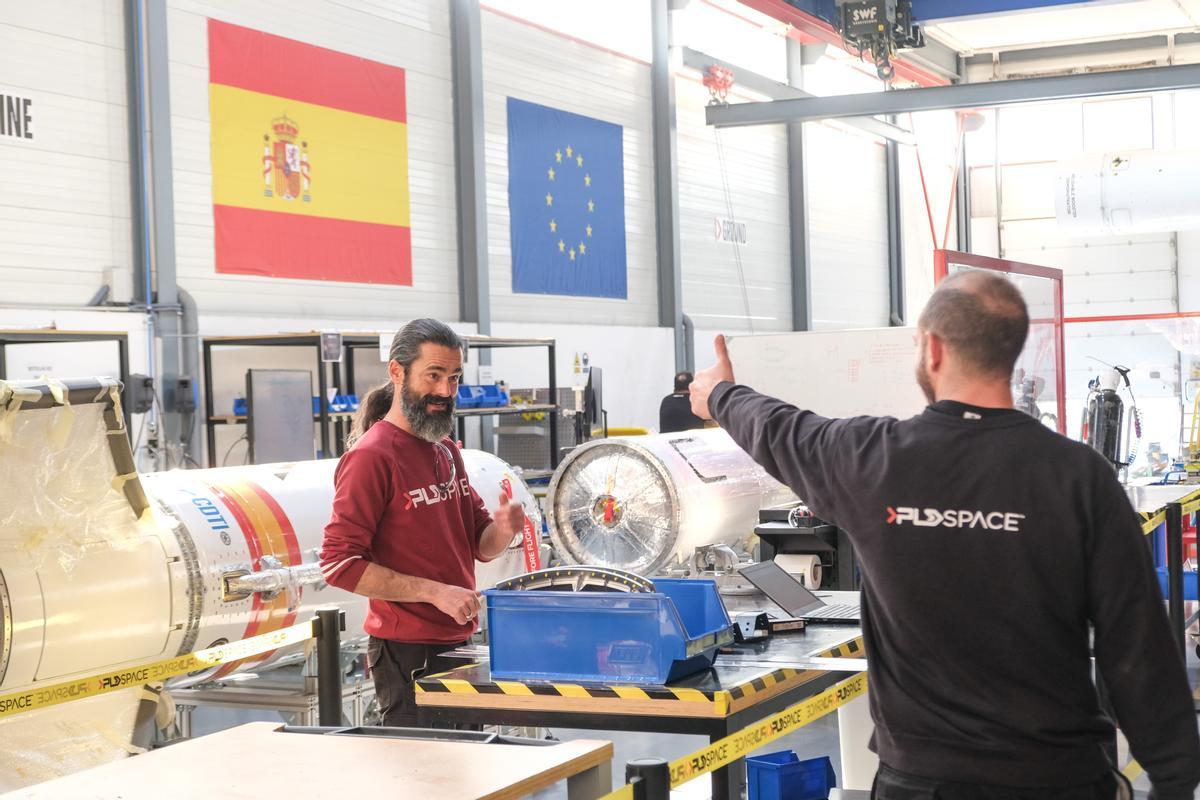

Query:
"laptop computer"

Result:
[[739, 560, 861, 625]]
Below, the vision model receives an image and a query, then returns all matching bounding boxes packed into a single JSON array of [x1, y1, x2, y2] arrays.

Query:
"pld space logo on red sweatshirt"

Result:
[[886, 506, 1026, 532], [404, 477, 472, 510]]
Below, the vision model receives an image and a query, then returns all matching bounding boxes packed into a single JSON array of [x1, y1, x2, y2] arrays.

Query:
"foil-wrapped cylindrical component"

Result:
[[547, 429, 795, 575]]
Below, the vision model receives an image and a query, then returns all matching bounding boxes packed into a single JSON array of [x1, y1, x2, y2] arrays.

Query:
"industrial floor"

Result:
[[183, 647, 1200, 799]]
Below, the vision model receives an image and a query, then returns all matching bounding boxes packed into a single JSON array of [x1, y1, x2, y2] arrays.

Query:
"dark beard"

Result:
[[915, 338, 935, 404], [400, 381, 456, 443]]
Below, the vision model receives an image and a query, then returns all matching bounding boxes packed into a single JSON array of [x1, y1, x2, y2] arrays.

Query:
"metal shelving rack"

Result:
[[0, 329, 132, 429], [202, 333, 383, 467], [458, 335, 559, 475], [202, 333, 559, 471]]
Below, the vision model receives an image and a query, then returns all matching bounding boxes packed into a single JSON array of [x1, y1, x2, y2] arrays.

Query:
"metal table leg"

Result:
[[710, 727, 744, 800]]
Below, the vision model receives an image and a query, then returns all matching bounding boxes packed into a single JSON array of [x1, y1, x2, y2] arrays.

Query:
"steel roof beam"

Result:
[[706, 63, 1200, 127]]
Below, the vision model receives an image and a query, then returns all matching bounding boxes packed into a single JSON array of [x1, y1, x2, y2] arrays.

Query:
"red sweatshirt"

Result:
[[319, 419, 493, 644]]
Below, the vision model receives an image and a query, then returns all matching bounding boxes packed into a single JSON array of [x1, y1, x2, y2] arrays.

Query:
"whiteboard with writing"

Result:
[[725, 327, 929, 420]]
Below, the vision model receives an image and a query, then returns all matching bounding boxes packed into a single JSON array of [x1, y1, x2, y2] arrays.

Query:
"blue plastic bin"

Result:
[[478, 384, 510, 408], [747, 751, 836, 800], [484, 578, 734, 684], [1156, 567, 1199, 601], [329, 394, 357, 412], [457, 385, 484, 409]]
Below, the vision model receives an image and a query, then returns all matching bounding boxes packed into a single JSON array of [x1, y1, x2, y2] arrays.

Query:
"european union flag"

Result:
[[507, 97, 627, 299]]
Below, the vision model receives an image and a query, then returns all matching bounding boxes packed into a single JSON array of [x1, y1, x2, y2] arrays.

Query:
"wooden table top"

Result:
[[7, 723, 613, 800]]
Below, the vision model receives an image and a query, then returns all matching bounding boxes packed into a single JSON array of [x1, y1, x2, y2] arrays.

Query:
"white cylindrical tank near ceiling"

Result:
[[1055, 149, 1200, 235], [547, 428, 796, 575]]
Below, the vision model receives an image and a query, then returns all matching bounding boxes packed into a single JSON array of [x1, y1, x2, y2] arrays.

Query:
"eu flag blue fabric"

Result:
[[506, 97, 628, 299]]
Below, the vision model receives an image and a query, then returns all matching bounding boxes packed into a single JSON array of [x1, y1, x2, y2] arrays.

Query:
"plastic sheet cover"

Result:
[[0, 395, 149, 576], [0, 384, 154, 789], [0, 689, 146, 793], [1147, 318, 1200, 355]]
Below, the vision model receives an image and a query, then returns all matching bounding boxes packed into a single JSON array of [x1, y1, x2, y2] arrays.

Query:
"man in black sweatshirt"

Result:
[[690, 270, 1200, 800]]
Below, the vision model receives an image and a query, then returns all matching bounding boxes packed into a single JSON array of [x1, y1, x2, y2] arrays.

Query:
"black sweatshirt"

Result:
[[710, 383, 1200, 798]]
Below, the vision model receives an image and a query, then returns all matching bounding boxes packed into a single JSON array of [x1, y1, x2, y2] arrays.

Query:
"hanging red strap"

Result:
[[940, 113, 969, 251], [913, 111, 970, 252], [501, 476, 541, 572], [911, 112, 940, 249]]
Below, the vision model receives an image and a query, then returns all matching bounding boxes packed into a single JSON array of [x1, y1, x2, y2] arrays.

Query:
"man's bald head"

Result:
[[918, 270, 1029, 379]]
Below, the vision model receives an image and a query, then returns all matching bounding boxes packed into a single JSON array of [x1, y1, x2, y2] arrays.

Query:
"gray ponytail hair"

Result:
[[346, 319, 464, 448]]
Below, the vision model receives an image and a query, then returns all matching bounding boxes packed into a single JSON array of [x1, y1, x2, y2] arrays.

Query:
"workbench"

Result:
[[6, 722, 614, 800], [416, 622, 865, 800]]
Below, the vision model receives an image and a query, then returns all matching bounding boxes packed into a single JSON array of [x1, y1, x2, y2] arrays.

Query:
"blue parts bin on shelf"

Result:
[[478, 384, 509, 408], [484, 578, 735, 685], [747, 751, 837, 800], [457, 384, 509, 409], [232, 396, 358, 416], [457, 385, 484, 409]]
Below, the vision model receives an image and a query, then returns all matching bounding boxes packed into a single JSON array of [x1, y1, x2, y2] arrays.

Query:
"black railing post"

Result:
[[626, 758, 670, 800], [315, 608, 345, 726], [1164, 502, 1186, 660]]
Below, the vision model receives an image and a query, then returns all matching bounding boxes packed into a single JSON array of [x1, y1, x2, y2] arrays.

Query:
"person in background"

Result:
[[319, 318, 526, 727], [659, 370, 706, 433], [690, 271, 1200, 800]]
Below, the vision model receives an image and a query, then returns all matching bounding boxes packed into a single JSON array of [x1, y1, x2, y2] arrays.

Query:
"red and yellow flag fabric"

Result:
[[208, 19, 412, 284]]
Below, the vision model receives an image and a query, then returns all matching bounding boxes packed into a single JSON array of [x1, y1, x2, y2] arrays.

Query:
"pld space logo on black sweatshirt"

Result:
[[886, 506, 1026, 532]]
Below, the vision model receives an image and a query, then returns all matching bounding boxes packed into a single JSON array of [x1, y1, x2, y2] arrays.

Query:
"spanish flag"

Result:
[[208, 20, 411, 285]]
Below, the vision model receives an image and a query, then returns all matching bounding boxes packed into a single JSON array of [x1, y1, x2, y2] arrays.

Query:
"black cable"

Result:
[[151, 391, 172, 469], [222, 434, 248, 467]]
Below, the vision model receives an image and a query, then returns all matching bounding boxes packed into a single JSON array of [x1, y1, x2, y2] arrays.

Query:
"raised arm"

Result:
[[690, 334, 852, 522]]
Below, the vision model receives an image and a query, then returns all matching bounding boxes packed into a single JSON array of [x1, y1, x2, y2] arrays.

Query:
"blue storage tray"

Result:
[[1156, 567, 1199, 601], [477, 384, 510, 408], [457, 385, 484, 409], [484, 578, 734, 685], [747, 751, 836, 800]]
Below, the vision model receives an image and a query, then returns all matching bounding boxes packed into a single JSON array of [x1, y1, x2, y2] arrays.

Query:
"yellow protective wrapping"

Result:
[[0, 382, 156, 789], [0, 396, 147, 576], [0, 689, 146, 793]]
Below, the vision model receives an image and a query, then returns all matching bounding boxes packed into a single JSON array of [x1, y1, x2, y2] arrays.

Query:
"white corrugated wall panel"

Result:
[[165, 0, 459, 321], [1003, 220, 1177, 318], [676, 76, 791, 333], [806, 123, 889, 329], [0, 1, 131, 307], [481, 9, 658, 327]]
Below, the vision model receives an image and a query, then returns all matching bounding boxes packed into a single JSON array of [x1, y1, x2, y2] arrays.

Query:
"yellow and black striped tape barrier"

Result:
[[416, 637, 865, 716], [597, 672, 869, 799], [416, 665, 724, 705], [0, 619, 315, 719]]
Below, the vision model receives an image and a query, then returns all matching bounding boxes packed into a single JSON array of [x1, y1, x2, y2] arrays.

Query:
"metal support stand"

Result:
[[548, 341, 559, 467], [1164, 502, 1186, 660], [626, 758, 670, 800], [316, 608, 345, 726]]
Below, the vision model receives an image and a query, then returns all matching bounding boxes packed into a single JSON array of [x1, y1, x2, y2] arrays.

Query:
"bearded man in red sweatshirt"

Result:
[[320, 318, 525, 727]]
